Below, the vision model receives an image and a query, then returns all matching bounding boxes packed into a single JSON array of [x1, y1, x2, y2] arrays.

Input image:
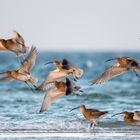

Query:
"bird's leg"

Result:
[[90, 120, 98, 129], [24, 81, 35, 93], [73, 78, 77, 81], [75, 76, 79, 80], [30, 82, 37, 88], [133, 70, 140, 78], [94, 120, 98, 126], [17, 72, 37, 90], [73, 75, 79, 81], [89, 122, 94, 128]]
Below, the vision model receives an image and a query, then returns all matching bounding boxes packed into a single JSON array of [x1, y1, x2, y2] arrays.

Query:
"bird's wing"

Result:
[[91, 64, 129, 84], [91, 108, 100, 112], [62, 59, 73, 70], [46, 70, 66, 82], [19, 46, 37, 73], [66, 78, 72, 86], [65, 78, 73, 95], [40, 90, 64, 112], [36, 78, 51, 90], [12, 31, 25, 45], [36, 70, 66, 90], [62, 59, 83, 78], [0, 76, 13, 81], [72, 67, 84, 78], [91, 111, 108, 118]]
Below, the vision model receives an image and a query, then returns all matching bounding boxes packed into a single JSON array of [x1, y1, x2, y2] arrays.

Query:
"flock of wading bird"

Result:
[[0, 31, 140, 128]]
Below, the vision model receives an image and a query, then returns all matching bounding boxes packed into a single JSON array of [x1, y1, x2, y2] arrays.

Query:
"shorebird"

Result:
[[36, 59, 83, 90], [71, 104, 108, 128], [0, 31, 28, 56], [0, 46, 37, 89], [40, 78, 82, 112], [91, 57, 140, 84], [112, 111, 140, 126]]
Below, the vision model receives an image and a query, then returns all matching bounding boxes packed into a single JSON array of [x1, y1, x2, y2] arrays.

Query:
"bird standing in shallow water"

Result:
[[0, 31, 28, 56], [112, 111, 140, 126], [40, 78, 82, 112], [71, 104, 108, 128], [36, 59, 83, 91], [0, 46, 37, 90], [91, 57, 140, 84]]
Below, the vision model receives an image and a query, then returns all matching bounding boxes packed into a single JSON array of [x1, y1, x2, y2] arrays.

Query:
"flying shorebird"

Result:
[[0, 46, 37, 89], [0, 31, 28, 56], [112, 111, 140, 126], [36, 59, 83, 90], [71, 104, 108, 128], [40, 78, 82, 112], [91, 57, 140, 84]]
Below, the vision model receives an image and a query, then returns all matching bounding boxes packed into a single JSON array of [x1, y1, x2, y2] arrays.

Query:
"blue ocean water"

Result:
[[0, 51, 140, 139]]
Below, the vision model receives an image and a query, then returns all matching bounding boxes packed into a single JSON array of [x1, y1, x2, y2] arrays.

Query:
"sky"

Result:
[[0, 0, 140, 52]]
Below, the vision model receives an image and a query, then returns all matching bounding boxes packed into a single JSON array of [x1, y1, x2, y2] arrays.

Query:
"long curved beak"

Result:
[[104, 58, 118, 63], [44, 61, 54, 65], [70, 106, 80, 111], [112, 112, 124, 117], [46, 81, 55, 85]]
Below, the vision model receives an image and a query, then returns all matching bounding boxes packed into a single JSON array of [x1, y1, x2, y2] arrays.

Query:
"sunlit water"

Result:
[[0, 51, 140, 139]]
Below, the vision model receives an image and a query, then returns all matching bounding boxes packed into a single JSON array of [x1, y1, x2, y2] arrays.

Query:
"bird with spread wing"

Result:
[[36, 59, 83, 90], [0, 31, 28, 56], [40, 78, 82, 112], [91, 57, 140, 84], [0, 46, 37, 89]]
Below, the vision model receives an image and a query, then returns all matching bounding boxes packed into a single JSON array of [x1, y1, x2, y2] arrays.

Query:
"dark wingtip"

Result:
[[66, 78, 71, 86]]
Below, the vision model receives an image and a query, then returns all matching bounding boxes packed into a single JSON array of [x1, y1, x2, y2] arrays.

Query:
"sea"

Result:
[[0, 51, 140, 140]]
